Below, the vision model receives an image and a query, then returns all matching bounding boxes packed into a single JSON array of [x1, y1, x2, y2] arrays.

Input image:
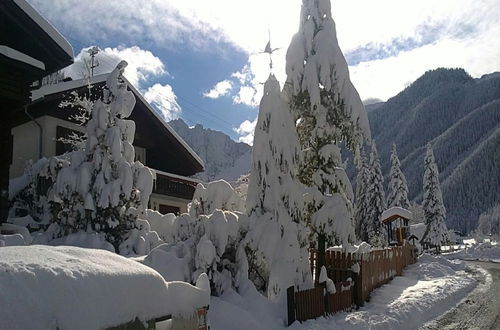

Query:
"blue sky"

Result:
[[27, 0, 500, 144]]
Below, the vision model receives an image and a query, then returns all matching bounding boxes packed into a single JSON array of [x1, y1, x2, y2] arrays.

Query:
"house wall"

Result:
[[10, 115, 83, 178], [10, 115, 194, 213], [149, 193, 190, 214]]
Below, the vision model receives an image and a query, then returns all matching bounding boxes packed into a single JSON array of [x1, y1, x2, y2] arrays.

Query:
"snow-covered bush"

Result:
[[476, 204, 500, 240], [188, 179, 244, 218], [142, 209, 249, 296]]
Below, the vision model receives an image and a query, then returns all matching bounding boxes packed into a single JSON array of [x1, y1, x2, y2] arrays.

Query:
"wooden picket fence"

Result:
[[287, 280, 354, 325], [356, 244, 415, 303], [289, 244, 416, 325]]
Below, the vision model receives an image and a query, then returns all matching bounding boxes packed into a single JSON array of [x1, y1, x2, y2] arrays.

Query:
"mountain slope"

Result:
[[169, 119, 251, 182], [367, 68, 500, 233]]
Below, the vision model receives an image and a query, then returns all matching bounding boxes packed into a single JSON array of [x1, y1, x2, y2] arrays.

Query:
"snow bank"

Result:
[[445, 241, 500, 263], [210, 253, 476, 330], [0, 245, 209, 330]]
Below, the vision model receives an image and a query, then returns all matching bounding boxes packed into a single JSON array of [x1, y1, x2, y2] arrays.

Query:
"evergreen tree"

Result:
[[354, 148, 369, 241], [421, 143, 449, 249], [245, 73, 311, 298], [48, 61, 155, 251], [283, 0, 370, 247], [387, 144, 410, 209], [364, 142, 387, 246]]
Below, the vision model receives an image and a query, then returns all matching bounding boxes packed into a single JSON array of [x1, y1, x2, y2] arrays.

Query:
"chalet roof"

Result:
[[26, 74, 204, 176], [0, 0, 73, 76], [381, 207, 412, 223]]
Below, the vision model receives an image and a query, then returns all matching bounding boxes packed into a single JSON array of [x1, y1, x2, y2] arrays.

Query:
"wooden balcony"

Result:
[[153, 171, 198, 200]]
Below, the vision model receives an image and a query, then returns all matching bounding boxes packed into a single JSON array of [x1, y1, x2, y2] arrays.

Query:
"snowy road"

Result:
[[421, 261, 500, 330]]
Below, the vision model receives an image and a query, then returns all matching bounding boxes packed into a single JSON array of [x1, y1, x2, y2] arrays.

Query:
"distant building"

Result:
[[0, 0, 74, 224], [10, 74, 204, 214]]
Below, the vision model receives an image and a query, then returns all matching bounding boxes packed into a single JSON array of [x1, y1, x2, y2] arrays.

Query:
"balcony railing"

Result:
[[153, 172, 197, 200]]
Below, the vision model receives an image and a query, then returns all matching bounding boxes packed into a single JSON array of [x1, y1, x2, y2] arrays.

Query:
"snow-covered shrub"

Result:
[[143, 209, 249, 296], [188, 179, 245, 217]]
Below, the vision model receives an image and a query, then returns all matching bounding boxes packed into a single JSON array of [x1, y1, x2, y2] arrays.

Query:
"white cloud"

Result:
[[349, 24, 500, 101], [232, 86, 259, 107], [144, 83, 182, 121], [31, 0, 500, 101], [234, 118, 257, 145], [203, 80, 233, 99], [64, 46, 166, 89]]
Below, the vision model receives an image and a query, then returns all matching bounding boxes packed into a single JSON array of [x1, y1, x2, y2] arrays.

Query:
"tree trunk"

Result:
[[315, 233, 326, 285]]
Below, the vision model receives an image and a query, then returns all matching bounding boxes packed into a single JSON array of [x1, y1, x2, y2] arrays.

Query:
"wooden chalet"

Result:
[[381, 207, 412, 246], [11, 74, 205, 214], [0, 0, 74, 224]]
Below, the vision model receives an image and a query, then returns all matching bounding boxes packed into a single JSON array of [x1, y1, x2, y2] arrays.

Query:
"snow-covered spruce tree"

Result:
[[363, 142, 387, 246], [354, 148, 369, 241], [48, 61, 155, 252], [283, 0, 370, 249], [387, 144, 410, 209], [245, 74, 311, 298], [421, 143, 449, 250]]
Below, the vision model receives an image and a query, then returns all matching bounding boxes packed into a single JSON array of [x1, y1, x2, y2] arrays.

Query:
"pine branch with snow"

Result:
[[421, 143, 449, 248]]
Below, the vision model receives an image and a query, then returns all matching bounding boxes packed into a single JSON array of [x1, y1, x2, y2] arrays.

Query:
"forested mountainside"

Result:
[[169, 119, 251, 182], [367, 68, 500, 233]]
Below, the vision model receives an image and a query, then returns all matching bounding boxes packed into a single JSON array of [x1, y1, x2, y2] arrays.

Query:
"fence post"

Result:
[[287, 286, 295, 326], [319, 281, 327, 316], [353, 255, 364, 308]]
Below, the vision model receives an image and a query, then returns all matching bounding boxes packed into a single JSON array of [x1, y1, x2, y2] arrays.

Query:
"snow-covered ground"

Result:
[[0, 245, 209, 330], [209, 254, 476, 330], [444, 240, 500, 263]]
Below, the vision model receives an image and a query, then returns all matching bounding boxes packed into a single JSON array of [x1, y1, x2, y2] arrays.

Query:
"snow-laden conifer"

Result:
[[47, 61, 156, 252], [354, 150, 369, 241], [421, 144, 449, 249], [387, 144, 410, 209], [283, 0, 370, 247], [364, 142, 387, 246], [245, 74, 311, 298]]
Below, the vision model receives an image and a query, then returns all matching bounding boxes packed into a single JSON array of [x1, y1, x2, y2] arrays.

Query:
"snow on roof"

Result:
[[0, 45, 45, 70], [154, 168, 202, 184], [125, 79, 205, 169], [30, 74, 204, 170], [381, 206, 412, 223], [13, 0, 73, 58], [0, 245, 209, 330]]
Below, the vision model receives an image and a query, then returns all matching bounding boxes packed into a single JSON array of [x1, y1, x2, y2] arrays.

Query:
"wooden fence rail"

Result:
[[291, 244, 416, 325]]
